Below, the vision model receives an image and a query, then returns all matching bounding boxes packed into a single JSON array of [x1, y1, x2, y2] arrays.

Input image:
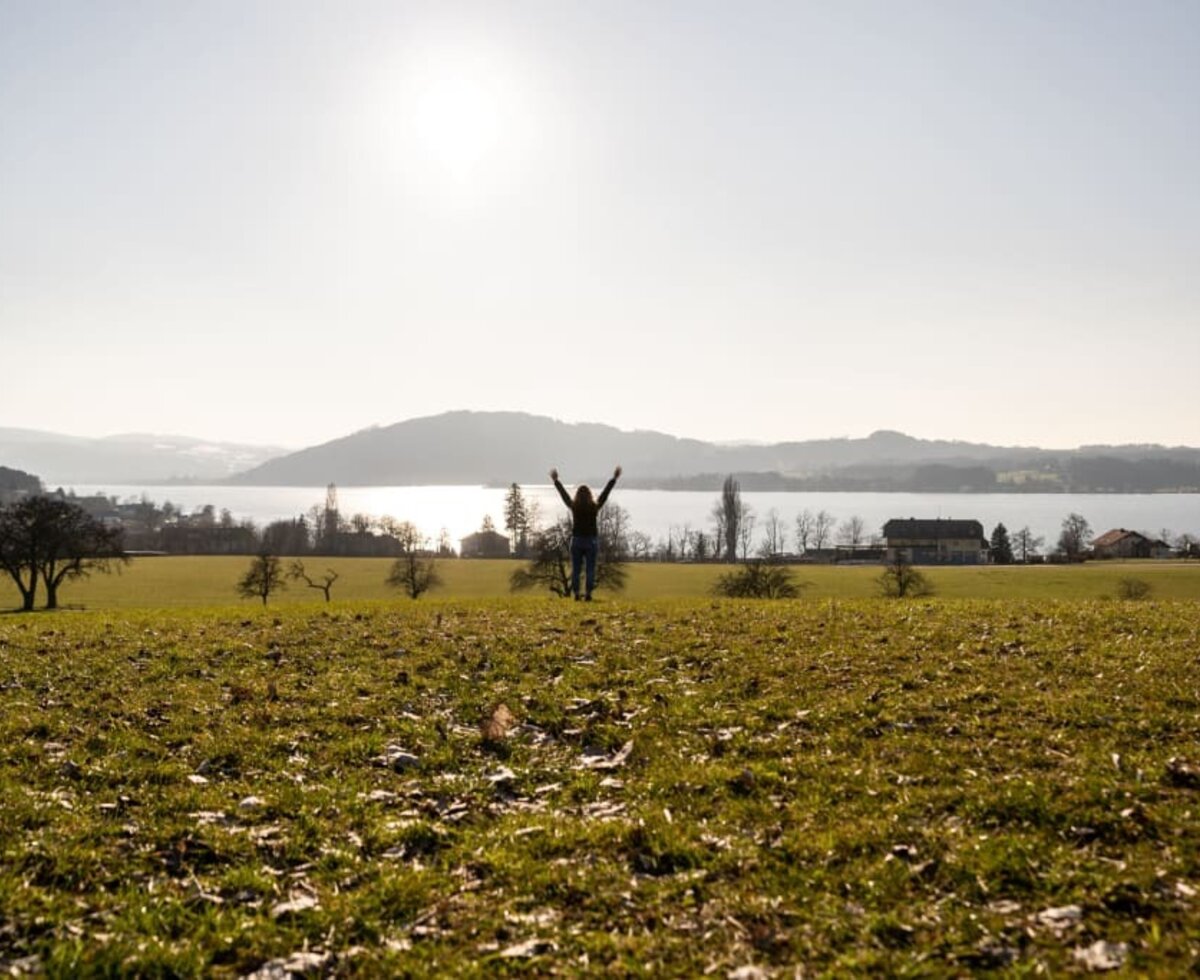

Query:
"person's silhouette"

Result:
[[550, 465, 621, 600]]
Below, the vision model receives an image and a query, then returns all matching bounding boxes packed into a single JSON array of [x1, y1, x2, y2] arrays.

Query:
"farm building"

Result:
[[883, 518, 988, 565], [1092, 528, 1173, 559], [459, 529, 511, 558]]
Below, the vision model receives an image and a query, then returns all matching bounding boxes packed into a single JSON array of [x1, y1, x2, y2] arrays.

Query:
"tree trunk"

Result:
[[44, 581, 58, 609]]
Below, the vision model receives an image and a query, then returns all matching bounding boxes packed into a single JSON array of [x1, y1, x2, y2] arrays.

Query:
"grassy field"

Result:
[[4, 555, 1200, 610], [1, 597, 1199, 975]]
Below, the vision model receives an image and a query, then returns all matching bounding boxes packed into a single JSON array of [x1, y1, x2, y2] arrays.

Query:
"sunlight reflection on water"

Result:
[[72, 485, 1198, 551]]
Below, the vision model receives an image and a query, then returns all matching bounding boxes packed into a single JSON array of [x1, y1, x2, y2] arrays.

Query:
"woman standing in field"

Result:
[[551, 465, 622, 601]]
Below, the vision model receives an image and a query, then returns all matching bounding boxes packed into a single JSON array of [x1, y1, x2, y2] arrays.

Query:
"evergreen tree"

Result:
[[989, 523, 1014, 565], [503, 483, 529, 556]]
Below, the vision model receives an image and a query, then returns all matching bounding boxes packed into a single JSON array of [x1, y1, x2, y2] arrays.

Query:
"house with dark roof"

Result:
[[459, 529, 510, 558], [1092, 528, 1172, 559], [883, 518, 988, 564]]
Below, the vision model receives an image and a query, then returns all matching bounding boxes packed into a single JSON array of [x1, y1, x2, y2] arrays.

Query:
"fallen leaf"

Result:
[[1034, 904, 1083, 930], [1072, 940, 1128, 972], [499, 938, 556, 958], [577, 740, 634, 770], [269, 894, 319, 919], [481, 703, 516, 742]]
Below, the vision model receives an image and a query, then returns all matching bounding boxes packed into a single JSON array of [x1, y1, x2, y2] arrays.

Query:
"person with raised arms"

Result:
[[550, 465, 622, 601]]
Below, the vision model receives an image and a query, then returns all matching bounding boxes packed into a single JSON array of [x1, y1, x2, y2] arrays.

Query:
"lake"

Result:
[[73, 484, 1199, 554]]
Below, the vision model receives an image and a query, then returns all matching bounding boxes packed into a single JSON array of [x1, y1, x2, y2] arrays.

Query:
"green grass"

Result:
[[1, 597, 1199, 974], [5, 556, 1200, 610]]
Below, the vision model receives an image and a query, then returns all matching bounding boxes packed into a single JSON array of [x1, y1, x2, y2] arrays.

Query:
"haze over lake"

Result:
[[74, 485, 1199, 555]]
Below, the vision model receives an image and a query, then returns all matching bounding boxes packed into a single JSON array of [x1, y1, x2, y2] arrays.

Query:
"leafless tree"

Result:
[[1057, 512, 1091, 559], [379, 517, 421, 551], [385, 529, 441, 599], [1011, 526, 1044, 563], [629, 530, 654, 560], [794, 509, 814, 554], [238, 552, 287, 606], [511, 517, 626, 596], [837, 515, 865, 548], [0, 496, 126, 611], [671, 523, 693, 560], [289, 559, 338, 601], [760, 508, 786, 557], [812, 510, 835, 550], [599, 502, 632, 560], [879, 551, 933, 598], [349, 513, 374, 535], [738, 511, 757, 560]]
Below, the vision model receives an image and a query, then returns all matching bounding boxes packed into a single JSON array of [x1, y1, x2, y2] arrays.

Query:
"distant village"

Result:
[[3, 466, 1196, 565]]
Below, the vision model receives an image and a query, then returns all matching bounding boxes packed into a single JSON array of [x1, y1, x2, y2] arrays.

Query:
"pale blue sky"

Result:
[[2, 0, 1197, 448]]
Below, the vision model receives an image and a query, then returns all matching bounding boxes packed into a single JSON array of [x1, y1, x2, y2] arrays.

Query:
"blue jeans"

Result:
[[570, 535, 599, 598]]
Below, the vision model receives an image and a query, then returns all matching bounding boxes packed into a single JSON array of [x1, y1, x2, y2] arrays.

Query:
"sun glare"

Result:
[[412, 74, 502, 177], [389, 43, 533, 194]]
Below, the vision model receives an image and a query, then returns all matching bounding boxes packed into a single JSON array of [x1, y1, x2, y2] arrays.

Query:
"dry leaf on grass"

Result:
[[481, 703, 516, 742], [577, 740, 634, 770], [1072, 940, 1129, 972]]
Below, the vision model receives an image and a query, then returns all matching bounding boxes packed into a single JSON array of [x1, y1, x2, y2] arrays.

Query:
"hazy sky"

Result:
[[2, 0, 1197, 449]]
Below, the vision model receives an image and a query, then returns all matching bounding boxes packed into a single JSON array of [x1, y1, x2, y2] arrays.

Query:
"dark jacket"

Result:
[[555, 476, 617, 538]]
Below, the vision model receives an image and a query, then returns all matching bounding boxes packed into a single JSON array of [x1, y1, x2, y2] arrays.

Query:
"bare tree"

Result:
[[837, 515, 865, 548], [599, 502, 632, 560], [714, 560, 802, 599], [879, 551, 933, 598], [0, 496, 126, 611], [671, 523, 693, 560], [385, 528, 441, 599], [289, 559, 338, 601], [629, 530, 654, 560], [349, 513, 374, 535], [794, 509, 814, 555], [738, 511, 757, 560], [1057, 512, 1092, 559], [238, 552, 288, 606], [812, 510, 835, 550], [1011, 526, 1044, 563], [759, 508, 786, 558], [511, 517, 627, 597]]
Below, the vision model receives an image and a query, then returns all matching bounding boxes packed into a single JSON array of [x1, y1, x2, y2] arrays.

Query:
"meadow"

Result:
[[1, 594, 1199, 975], [4, 555, 1200, 610]]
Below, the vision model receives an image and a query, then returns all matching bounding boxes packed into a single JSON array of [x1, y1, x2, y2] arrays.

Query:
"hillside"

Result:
[[230, 411, 1200, 491], [0, 428, 288, 485]]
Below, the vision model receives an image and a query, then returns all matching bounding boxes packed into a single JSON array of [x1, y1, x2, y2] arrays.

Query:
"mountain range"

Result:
[[4, 412, 1200, 492], [0, 428, 287, 486], [229, 411, 1200, 493]]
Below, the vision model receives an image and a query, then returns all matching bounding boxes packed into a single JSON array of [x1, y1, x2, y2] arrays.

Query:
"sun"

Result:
[[411, 72, 504, 180], [391, 43, 532, 193]]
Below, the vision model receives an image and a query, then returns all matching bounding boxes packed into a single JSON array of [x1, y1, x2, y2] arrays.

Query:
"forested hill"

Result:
[[228, 411, 1200, 491]]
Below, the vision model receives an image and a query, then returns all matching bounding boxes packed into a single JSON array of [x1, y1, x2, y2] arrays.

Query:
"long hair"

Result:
[[573, 485, 594, 508]]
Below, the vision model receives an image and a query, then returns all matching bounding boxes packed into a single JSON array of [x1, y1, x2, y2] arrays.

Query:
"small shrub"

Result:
[[879, 554, 934, 598], [1116, 577, 1152, 600], [713, 561, 801, 599]]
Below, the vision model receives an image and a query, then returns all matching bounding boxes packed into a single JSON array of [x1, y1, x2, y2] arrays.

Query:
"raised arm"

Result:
[[596, 465, 622, 508], [550, 468, 573, 509]]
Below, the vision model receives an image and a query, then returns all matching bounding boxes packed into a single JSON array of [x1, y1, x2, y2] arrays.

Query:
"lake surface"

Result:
[[73, 485, 1199, 553]]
